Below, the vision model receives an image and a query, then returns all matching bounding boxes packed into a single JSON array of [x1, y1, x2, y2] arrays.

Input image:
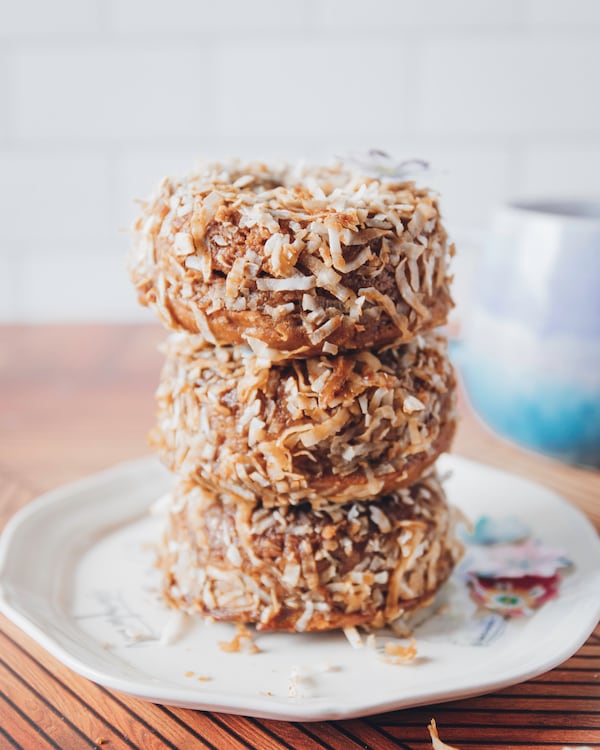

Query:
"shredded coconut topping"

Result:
[[132, 158, 462, 638], [151, 332, 456, 508], [158, 473, 464, 632], [129, 160, 454, 356]]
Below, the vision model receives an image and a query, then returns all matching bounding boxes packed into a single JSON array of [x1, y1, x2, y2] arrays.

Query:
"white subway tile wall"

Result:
[[0, 252, 15, 320], [0, 152, 111, 240], [112, 0, 309, 33], [0, 70, 6, 140], [0, 0, 598, 322], [314, 0, 521, 30], [420, 36, 600, 137], [214, 40, 419, 139], [519, 145, 600, 199], [13, 47, 216, 140], [525, 0, 600, 26], [0, 0, 99, 35]]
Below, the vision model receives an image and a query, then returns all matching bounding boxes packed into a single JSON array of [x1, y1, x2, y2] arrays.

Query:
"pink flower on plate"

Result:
[[468, 574, 561, 617], [465, 538, 571, 579]]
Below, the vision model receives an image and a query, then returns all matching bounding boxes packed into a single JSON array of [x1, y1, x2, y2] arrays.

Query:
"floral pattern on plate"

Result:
[[458, 516, 572, 619]]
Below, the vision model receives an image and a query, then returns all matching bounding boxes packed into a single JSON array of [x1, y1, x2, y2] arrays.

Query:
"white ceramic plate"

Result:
[[1, 455, 598, 721]]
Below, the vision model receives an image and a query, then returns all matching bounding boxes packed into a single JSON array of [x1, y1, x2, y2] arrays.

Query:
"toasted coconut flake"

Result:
[[159, 611, 190, 646], [369, 504, 392, 533], [218, 623, 260, 653], [307, 316, 342, 345], [343, 626, 364, 649], [395, 259, 431, 318], [256, 276, 315, 292], [288, 666, 301, 697], [383, 637, 417, 665], [233, 174, 254, 189], [322, 341, 339, 355], [193, 310, 217, 345], [427, 719, 460, 750], [173, 232, 196, 257], [403, 395, 426, 413], [298, 408, 349, 448], [151, 492, 172, 517], [295, 600, 314, 632]]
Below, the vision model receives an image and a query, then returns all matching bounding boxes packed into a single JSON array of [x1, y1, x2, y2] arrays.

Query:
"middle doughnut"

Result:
[[152, 332, 456, 508]]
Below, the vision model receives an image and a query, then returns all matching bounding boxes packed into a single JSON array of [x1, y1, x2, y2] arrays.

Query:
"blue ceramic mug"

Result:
[[459, 200, 600, 468]]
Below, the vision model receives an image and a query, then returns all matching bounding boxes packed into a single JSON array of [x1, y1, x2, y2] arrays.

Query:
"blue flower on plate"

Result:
[[461, 515, 531, 545]]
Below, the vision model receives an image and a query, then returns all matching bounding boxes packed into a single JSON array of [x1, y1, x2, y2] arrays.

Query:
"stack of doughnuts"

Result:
[[129, 161, 463, 633]]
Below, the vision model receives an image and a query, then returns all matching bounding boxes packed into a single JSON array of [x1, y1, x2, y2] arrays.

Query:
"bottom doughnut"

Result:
[[158, 473, 463, 632]]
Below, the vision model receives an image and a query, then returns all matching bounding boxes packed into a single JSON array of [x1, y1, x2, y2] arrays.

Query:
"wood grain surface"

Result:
[[0, 324, 599, 750]]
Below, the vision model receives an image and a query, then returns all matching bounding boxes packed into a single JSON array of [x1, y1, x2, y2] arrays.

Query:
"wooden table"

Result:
[[1, 324, 598, 750]]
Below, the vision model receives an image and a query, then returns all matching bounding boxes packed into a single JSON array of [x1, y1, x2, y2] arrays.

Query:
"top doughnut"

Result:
[[129, 161, 453, 357]]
